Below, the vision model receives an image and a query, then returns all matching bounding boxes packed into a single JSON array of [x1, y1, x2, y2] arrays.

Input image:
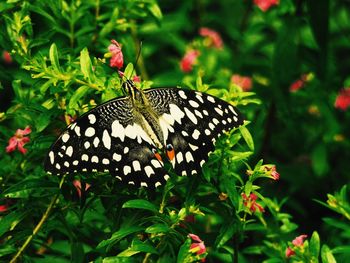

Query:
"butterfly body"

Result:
[[45, 80, 244, 188]]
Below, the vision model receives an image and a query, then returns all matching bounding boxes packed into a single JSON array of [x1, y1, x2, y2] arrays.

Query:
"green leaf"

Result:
[[0, 245, 16, 257], [80, 48, 95, 82], [145, 223, 170, 234], [71, 241, 84, 263], [311, 144, 329, 177], [177, 238, 191, 263], [0, 211, 28, 238], [122, 199, 158, 213], [310, 231, 320, 258], [239, 126, 254, 151], [117, 241, 158, 257], [97, 226, 144, 251], [214, 221, 236, 248], [2, 179, 59, 198], [123, 63, 134, 80], [67, 85, 91, 114], [147, 1, 162, 21], [102, 257, 132, 263], [321, 245, 336, 263], [49, 43, 61, 72]]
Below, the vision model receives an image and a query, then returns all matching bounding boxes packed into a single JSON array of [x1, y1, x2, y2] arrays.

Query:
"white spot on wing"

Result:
[[102, 130, 111, 149], [215, 107, 224, 116], [145, 166, 155, 178], [151, 159, 162, 168], [49, 151, 54, 164], [85, 127, 95, 137], [73, 160, 79, 165], [185, 151, 194, 163], [164, 174, 170, 181], [111, 120, 125, 142], [82, 154, 89, 161], [113, 153, 121, 161], [189, 144, 199, 151], [91, 156, 99, 163], [213, 118, 219, 125], [194, 110, 203, 118], [66, 146, 73, 157], [93, 137, 100, 147], [64, 161, 69, 167], [200, 160, 205, 167], [192, 129, 200, 139], [196, 94, 204, 103], [88, 114, 96, 124], [84, 141, 90, 149], [229, 105, 238, 115], [123, 165, 131, 175], [132, 160, 141, 171], [102, 158, 110, 165], [205, 129, 211, 135], [209, 123, 215, 130], [74, 126, 81, 136], [184, 107, 197, 124], [207, 96, 215, 103], [155, 182, 162, 188], [176, 152, 183, 164], [178, 90, 187, 99], [62, 133, 70, 143], [189, 100, 199, 108], [169, 104, 185, 124], [140, 182, 148, 187], [124, 147, 129, 154]]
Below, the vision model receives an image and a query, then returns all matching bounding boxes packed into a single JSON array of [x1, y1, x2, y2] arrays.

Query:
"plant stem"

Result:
[[9, 175, 66, 263]]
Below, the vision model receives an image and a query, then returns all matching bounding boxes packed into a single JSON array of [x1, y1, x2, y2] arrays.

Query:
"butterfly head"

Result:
[[122, 79, 145, 104]]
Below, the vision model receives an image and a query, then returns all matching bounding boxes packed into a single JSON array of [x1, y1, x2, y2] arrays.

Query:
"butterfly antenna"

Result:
[[130, 41, 143, 79]]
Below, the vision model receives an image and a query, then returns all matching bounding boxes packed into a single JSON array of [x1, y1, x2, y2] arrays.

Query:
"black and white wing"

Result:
[[144, 88, 244, 177], [44, 96, 169, 188]]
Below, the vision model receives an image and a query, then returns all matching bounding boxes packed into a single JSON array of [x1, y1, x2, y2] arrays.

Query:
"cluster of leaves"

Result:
[[1, 0, 350, 262]]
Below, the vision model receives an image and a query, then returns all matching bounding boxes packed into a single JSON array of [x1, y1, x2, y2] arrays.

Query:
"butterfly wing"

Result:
[[44, 96, 169, 188], [144, 88, 244, 176]]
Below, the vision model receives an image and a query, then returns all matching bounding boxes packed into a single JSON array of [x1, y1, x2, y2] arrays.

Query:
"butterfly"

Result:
[[44, 79, 244, 188]]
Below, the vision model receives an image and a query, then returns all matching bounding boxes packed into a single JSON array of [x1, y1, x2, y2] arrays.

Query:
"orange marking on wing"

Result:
[[166, 148, 175, 161], [154, 152, 163, 162]]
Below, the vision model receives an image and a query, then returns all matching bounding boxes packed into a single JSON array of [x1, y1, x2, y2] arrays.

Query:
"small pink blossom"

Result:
[[263, 165, 280, 180], [335, 88, 350, 111], [289, 74, 308, 92], [133, 75, 141, 83], [242, 193, 265, 213], [285, 247, 296, 258], [199, 27, 223, 49], [188, 234, 206, 262], [2, 51, 12, 64], [108, 40, 124, 69], [6, 126, 31, 154], [254, 0, 279, 12], [73, 180, 91, 198], [292, 234, 308, 246], [180, 50, 200, 73], [231, 74, 253, 91], [0, 204, 8, 213]]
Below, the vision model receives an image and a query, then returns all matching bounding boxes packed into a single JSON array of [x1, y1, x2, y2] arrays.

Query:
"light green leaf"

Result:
[[67, 85, 91, 114], [80, 48, 95, 82], [145, 223, 169, 234], [321, 245, 336, 263], [310, 231, 320, 258], [49, 43, 61, 72], [239, 126, 254, 151]]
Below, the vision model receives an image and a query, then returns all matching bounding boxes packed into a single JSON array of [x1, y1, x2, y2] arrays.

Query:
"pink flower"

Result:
[[242, 193, 265, 213], [335, 88, 350, 111], [289, 74, 308, 92], [2, 51, 12, 64], [108, 40, 124, 69], [133, 75, 141, 83], [188, 234, 206, 262], [180, 50, 200, 73], [254, 0, 279, 11], [285, 247, 296, 258], [199, 27, 223, 49], [263, 165, 280, 180], [6, 126, 31, 154], [292, 234, 308, 246], [285, 234, 307, 258], [73, 180, 91, 198], [231, 74, 253, 91], [0, 204, 8, 213]]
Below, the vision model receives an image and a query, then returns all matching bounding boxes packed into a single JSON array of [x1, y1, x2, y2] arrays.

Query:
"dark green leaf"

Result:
[[97, 226, 144, 250], [49, 43, 61, 72], [122, 199, 158, 213], [145, 223, 170, 234]]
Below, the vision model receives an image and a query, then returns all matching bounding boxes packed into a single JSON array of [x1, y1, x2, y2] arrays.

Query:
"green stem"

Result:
[[9, 175, 66, 263]]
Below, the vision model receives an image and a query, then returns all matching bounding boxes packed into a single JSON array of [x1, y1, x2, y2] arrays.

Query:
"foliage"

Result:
[[1, 0, 350, 262]]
